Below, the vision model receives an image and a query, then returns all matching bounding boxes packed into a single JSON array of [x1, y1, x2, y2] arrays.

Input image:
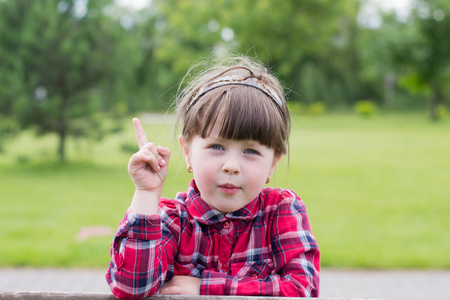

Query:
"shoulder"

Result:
[[158, 191, 189, 219], [260, 188, 316, 240], [159, 191, 186, 207], [257, 187, 311, 224], [260, 187, 306, 210]]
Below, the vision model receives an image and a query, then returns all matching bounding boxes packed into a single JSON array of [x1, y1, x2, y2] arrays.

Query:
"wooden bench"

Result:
[[0, 292, 354, 300]]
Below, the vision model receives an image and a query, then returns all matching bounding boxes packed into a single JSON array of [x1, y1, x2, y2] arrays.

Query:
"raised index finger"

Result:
[[132, 118, 148, 149]]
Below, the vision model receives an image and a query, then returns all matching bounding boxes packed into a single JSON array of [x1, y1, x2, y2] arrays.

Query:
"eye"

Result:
[[244, 148, 260, 155], [209, 144, 224, 150]]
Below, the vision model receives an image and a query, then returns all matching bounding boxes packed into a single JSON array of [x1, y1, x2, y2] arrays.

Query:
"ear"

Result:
[[275, 154, 282, 163], [269, 154, 282, 177], [179, 135, 191, 166]]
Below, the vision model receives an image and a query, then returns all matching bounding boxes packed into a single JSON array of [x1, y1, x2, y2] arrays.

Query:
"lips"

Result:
[[219, 183, 241, 195]]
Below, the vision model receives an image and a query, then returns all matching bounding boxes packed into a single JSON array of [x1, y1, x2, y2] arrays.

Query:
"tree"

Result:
[[149, 0, 361, 107], [408, 0, 450, 119], [0, 0, 135, 162], [359, 0, 450, 119]]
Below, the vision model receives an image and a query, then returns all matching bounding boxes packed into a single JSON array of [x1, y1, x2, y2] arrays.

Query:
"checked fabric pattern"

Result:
[[106, 180, 320, 299]]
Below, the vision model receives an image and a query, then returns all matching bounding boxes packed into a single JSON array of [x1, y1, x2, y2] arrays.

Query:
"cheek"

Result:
[[195, 168, 215, 183], [193, 166, 218, 199], [244, 163, 268, 185], [192, 158, 218, 182]]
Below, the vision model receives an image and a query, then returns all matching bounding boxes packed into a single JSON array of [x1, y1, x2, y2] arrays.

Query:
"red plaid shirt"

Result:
[[106, 180, 320, 299]]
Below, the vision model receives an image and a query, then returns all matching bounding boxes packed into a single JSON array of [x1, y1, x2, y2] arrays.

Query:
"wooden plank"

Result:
[[0, 292, 361, 300]]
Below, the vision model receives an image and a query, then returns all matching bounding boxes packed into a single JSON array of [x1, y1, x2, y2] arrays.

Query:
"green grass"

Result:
[[1, 112, 449, 269]]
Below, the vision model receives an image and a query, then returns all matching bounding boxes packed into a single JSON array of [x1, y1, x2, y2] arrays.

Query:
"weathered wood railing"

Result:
[[0, 292, 362, 300]]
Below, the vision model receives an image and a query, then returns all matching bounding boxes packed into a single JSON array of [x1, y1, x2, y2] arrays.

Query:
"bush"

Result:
[[288, 101, 326, 115], [121, 142, 138, 154], [437, 104, 448, 120], [308, 102, 326, 115], [0, 117, 19, 153], [354, 100, 376, 117]]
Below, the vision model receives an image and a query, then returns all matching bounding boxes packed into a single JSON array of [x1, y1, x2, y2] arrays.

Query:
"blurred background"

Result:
[[0, 0, 449, 271]]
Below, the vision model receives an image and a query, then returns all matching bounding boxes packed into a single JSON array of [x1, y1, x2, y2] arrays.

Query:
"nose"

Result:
[[222, 156, 240, 175]]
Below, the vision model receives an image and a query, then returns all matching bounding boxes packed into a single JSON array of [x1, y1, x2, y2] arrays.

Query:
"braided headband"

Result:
[[187, 75, 283, 111]]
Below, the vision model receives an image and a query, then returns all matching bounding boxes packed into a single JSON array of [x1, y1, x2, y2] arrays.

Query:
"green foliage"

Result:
[[308, 102, 327, 115], [1, 0, 450, 162], [0, 117, 19, 152], [359, 0, 450, 119], [120, 141, 139, 155], [288, 101, 326, 115], [354, 100, 377, 117], [398, 73, 431, 96], [437, 104, 448, 119], [0, 0, 139, 162], [151, 0, 363, 107]]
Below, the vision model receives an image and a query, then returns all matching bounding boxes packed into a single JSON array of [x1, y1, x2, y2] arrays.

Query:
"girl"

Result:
[[106, 56, 320, 299]]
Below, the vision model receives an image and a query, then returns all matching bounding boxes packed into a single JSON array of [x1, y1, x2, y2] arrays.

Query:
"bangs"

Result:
[[183, 85, 288, 155]]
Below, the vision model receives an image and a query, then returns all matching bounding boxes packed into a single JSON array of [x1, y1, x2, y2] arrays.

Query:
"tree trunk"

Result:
[[384, 73, 396, 107], [58, 126, 66, 163], [430, 82, 441, 121], [58, 95, 69, 163]]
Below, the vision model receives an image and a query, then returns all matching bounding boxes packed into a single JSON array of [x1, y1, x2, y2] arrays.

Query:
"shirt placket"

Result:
[[218, 219, 234, 273]]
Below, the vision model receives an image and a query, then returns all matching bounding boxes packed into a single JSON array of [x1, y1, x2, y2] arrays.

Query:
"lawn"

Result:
[[0, 112, 449, 269]]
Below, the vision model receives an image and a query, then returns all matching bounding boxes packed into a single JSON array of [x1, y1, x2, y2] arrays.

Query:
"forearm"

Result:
[[201, 262, 319, 297], [107, 239, 162, 299], [106, 211, 170, 299]]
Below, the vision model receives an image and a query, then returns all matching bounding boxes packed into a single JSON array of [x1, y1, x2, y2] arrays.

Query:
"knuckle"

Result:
[[141, 148, 151, 156], [145, 142, 155, 148]]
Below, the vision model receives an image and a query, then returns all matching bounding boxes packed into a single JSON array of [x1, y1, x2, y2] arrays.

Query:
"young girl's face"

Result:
[[181, 123, 281, 215]]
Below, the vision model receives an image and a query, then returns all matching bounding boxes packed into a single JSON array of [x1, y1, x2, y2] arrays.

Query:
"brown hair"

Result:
[[175, 56, 290, 157]]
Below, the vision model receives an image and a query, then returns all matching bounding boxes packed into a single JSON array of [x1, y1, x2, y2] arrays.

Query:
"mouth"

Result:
[[219, 183, 241, 195]]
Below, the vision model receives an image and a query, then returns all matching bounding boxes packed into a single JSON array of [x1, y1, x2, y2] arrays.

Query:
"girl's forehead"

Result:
[[194, 132, 272, 152], [201, 134, 262, 145], [207, 118, 225, 136]]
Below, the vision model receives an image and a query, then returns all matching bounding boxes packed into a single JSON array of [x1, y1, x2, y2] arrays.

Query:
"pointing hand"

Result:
[[128, 118, 171, 192]]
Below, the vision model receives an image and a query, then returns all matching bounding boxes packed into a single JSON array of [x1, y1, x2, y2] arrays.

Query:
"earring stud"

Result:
[[187, 166, 193, 173], [265, 176, 271, 184]]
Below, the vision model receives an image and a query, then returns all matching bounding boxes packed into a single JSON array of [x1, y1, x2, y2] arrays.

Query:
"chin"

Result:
[[215, 207, 234, 214]]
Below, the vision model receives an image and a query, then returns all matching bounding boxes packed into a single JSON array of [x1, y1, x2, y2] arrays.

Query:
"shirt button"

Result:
[[223, 222, 230, 229], [221, 265, 229, 272], [252, 274, 258, 279], [122, 220, 128, 227]]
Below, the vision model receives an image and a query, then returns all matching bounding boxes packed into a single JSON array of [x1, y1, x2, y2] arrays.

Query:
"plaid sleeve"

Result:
[[268, 190, 320, 297], [200, 189, 320, 297], [106, 201, 181, 300]]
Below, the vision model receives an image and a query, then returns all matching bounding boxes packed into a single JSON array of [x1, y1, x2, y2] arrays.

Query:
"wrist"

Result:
[[130, 189, 161, 215]]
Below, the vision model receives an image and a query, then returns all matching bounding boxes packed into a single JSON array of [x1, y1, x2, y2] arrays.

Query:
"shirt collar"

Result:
[[181, 179, 260, 224]]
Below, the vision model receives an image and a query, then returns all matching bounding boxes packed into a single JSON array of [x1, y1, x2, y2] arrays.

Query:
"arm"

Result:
[[106, 199, 187, 299], [106, 118, 174, 299], [159, 275, 201, 295], [200, 190, 320, 297], [106, 211, 166, 299], [128, 118, 170, 215]]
